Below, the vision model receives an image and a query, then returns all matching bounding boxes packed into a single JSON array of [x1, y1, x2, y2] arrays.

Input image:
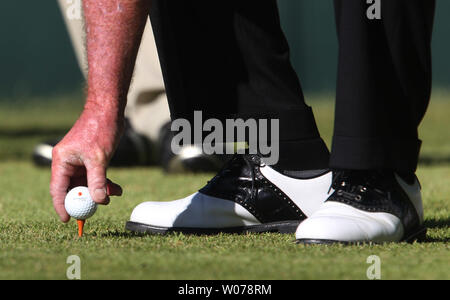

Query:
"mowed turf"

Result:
[[0, 93, 448, 280]]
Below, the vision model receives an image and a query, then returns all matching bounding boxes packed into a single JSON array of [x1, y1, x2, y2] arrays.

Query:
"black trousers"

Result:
[[332, 0, 435, 173], [149, 0, 435, 173]]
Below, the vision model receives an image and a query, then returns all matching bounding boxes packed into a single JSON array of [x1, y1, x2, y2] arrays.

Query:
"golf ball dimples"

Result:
[[65, 186, 97, 220]]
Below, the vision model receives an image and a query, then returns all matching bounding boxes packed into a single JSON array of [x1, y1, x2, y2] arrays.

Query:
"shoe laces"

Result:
[[208, 154, 261, 200], [330, 170, 390, 202]]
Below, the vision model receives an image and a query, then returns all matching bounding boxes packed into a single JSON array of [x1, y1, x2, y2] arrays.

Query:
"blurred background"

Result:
[[0, 1, 448, 280], [0, 0, 449, 163], [1, 1, 450, 98]]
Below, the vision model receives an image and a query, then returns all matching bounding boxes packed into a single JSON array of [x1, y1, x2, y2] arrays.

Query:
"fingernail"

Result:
[[103, 196, 111, 206], [94, 188, 106, 202]]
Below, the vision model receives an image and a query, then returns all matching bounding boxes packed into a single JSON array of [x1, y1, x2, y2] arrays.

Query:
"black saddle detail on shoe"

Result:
[[199, 154, 307, 224], [327, 170, 423, 239]]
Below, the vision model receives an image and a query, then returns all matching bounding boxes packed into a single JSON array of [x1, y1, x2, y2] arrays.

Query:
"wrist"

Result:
[[73, 101, 125, 151], [84, 94, 126, 121]]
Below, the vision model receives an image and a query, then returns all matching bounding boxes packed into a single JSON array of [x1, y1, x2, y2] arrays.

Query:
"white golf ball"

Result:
[[65, 186, 97, 220]]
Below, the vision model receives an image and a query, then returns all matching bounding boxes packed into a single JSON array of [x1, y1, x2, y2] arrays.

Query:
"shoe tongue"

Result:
[[335, 170, 391, 190], [226, 155, 256, 177], [199, 154, 256, 197]]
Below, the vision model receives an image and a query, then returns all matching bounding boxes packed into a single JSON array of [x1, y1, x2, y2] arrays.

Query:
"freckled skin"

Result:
[[50, 0, 151, 222]]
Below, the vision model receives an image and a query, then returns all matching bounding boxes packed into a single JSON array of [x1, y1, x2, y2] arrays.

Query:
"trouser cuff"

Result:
[[330, 136, 422, 173]]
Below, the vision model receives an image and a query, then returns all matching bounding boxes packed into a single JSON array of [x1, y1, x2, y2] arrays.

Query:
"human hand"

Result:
[[50, 105, 124, 222]]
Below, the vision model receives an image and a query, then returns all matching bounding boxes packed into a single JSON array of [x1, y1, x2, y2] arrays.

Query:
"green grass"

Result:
[[0, 93, 448, 280]]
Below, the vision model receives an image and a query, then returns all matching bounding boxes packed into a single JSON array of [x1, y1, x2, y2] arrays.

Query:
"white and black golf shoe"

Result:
[[296, 170, 427, 244], [126, 154, 332, 235]]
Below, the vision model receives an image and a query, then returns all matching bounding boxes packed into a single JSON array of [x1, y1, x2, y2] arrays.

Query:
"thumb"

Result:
[[86, 163, 108, 204]]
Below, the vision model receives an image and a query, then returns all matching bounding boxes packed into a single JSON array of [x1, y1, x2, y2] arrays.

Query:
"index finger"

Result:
[[50, 162, 72, 223]]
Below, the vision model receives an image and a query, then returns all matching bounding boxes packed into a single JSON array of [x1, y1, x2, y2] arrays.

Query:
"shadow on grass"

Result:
[[423, 218, 450, 243], [98, 230, 147, 239], [99, 220, 450, 244], [425, 218, 450, 229], [0, 128, 69, 138], [419, 155, 450, 166]]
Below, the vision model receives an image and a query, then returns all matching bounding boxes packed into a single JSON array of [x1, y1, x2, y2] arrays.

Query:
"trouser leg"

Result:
[[56, 0, 86, 71], [331, 0, 435, 173], [125, 20, 170, 142], [150, 0, 329, 170]]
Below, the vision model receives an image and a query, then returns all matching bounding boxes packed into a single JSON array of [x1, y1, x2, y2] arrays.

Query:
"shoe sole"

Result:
[[296, 226, 428, 245], [125, 220, 301, 235]]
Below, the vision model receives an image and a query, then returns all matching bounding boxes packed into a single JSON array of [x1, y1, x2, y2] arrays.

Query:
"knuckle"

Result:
[[52, 145, 62, 158], [88, 149, 108, 168], [94, 149, 107, 164]]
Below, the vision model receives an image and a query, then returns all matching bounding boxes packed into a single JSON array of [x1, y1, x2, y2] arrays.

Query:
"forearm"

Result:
[[83, 0, 151, 117]]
